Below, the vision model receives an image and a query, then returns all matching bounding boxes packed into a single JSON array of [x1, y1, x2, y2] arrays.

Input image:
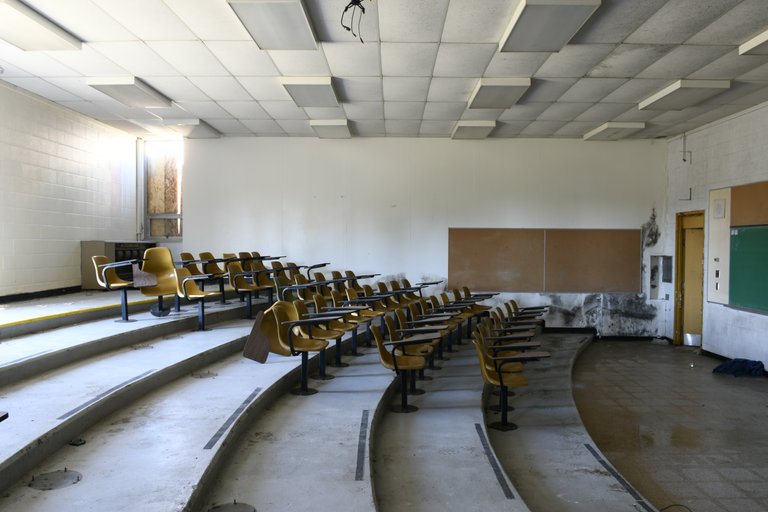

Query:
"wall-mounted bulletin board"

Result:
[[728, 181, 768, 313], [448, 227, 641, 293]]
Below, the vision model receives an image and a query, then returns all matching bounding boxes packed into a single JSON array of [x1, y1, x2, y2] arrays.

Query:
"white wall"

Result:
[[666, 103, 768, 366], [0, 82, 137, 297], [184, 136, 667, 335]]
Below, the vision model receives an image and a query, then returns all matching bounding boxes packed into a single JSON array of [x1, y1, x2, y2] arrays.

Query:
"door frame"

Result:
[[673, 210, 705, 345]]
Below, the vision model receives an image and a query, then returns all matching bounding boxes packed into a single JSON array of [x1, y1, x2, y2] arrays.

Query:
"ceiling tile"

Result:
[[1, 77, 80, 101], [148, 41, 229, 76], [205, 41, 278, 76], [378, 0, 450, 43], [648, 106, 709, 126], [574, 102, 636, 122], [306, 0, 380, 43], [22, 0, 136, 42], [268, 50, 330, 76], [600, 78, 671, 103], [219, 101, 270, 119], [588, 44, 675, 78], [499, 103, 550, 121], [0, 59, 31, 77], [174, 101, 232, 119], [385, 119, 421, 135], [460, 108, 503, 121], [558, 78, 628, 102], [625, 0, 743, 44], [238, 77, 292, 101], [572, 0, 669, 44], [637, 45, 732, 79], [520, 78, 578, 102], [419, 120, 455, 137], [426, 77, 477, 102], [350, 120, 386, 137], [260, 101, 309, 120], [423, 102, 466, 120], [685, 104, 750, 125], [90, 42, 179, 76], [242, 119, 284, 135], [206, 118, 253, 135], [304, 106, 346, 119], [687, 0, 768, 45], [93, 99, 162, 119], [484, 52, 550, 78], [687, 50, 768, 80], [163, 0, 251, 41], [695, 80, 768, 106], [724, 83, 768, 106], [612, 107, 663, 123], [535, 44, 617, 78], [91, 0, 195, 40], [189, 77, 252, 101], [58, 100, 122, 120], [335, 77, 383, 102], [441, 0, 517, 43], [490, 120, 530, 138], [383, 77, 431, 101], [322, 43, 382, 77], [554, 121, 601, 137], [43, 77, 114, 101], [342, 101, 383, 120], [44, 45, 128, 76], [519, 120, 568, 137], [0, 41, 80, 77], [433, 44, 497, 77], [144, 103, 194, 120], [142, 77, 210, 102], [384, 101, 426, 120], [381, 43, 438, 77], [537, 103, 594, 121], [276, 120, 314, 136]]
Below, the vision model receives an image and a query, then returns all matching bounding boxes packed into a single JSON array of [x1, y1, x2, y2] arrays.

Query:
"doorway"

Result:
[[674, 211, 705, 345]]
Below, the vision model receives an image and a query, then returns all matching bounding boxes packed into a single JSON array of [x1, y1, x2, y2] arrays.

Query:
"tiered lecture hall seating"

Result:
[[3, 253, 647, 512]]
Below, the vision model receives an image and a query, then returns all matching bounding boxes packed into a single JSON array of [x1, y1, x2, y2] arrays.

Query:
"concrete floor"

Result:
[[573, 339, 768, 512]]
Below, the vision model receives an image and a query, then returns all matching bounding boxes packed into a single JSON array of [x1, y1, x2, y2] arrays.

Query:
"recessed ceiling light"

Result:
[[227, 0, 317, 50], [500, 0, 601, 53], [87, 77, 172, 109], [0, 0, 82, 51]]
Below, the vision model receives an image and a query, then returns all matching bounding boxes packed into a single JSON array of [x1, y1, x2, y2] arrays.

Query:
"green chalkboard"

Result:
[[730, 225, 768, 312]]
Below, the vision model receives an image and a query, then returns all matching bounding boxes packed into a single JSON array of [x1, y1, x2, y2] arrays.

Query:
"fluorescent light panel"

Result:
[[452, 120, 496, 139], [500, 0, 601, 53], [639, 80, 730, 111], [469, 78, 531, 109], [281, 77, 338, 107], [165, 119, 221, 139], [0, 0, 82, 51], [227, 0, 317, 50], [310, 119, 350, 138], [739, 29, 768, 55], [583, 122, 645, 141], [87, 77, 172, 108]]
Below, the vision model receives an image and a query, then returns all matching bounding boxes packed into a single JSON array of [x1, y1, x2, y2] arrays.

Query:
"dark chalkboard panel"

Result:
[[729, 225, 768, 312]]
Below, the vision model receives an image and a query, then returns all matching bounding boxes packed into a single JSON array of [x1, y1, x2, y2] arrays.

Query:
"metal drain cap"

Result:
[[208, 502, 256, 512], [29, 469, 82, 490]]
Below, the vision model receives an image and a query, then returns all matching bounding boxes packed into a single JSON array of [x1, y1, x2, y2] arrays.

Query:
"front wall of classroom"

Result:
[[184, 137, 667, 335], [666, 102, 768, 367]]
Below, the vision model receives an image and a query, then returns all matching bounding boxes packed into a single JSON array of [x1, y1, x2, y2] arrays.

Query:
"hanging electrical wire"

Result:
[[340, 0, 371, 43]]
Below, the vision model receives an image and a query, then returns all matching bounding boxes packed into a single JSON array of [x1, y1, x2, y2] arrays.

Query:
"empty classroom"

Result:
[[2, 1, 768, 511]]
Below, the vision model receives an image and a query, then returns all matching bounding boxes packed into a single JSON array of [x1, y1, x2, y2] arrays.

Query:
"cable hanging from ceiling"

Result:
[[340, 0, 371, 43]]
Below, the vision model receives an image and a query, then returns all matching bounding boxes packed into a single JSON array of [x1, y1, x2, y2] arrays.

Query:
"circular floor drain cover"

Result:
[[29, 469, 82, 490], [208, 502, 256, 512]]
